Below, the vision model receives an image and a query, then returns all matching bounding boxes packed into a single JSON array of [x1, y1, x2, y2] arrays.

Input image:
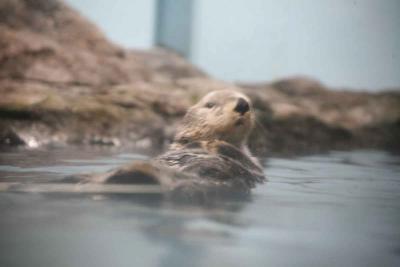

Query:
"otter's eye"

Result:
[[204, 102, 215, 108]]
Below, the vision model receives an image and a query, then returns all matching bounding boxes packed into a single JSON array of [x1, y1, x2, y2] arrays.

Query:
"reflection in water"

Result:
[[0, 148, 399, 267], [141, 198, 249, 267]]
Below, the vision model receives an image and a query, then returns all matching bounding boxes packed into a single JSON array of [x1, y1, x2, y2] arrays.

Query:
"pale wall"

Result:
[[191, 0, 400, 90], [64, 0, 400, 91], [65, 0, 156, 49]]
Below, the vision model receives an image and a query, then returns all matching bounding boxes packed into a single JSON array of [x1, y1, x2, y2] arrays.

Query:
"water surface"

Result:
[[0, 147, 399, 267]]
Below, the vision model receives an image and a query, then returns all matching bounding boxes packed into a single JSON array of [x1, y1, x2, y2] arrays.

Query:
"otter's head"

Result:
[[174, 90, 255, 148]]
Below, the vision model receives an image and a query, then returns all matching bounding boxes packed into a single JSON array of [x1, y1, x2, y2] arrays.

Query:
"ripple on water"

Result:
[[0, 148, 399, 267]]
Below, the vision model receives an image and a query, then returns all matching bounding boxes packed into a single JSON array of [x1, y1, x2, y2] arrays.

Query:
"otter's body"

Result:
[[65, 90, 266, 195], [156, 140, 264, 190]]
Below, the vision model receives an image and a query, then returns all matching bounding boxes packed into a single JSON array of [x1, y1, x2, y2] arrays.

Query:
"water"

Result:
[[0, 147, 399, 267]]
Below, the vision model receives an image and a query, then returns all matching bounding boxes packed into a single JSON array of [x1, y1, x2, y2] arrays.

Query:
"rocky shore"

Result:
[[1, 0, 399, 156]]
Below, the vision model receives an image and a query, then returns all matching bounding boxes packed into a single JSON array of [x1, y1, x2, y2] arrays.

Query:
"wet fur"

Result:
[[64, 90, 266, 196], [173, 90, 254, 148]]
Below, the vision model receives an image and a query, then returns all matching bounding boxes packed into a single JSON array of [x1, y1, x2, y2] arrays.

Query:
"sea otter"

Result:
[[65, 90, 266, 196]]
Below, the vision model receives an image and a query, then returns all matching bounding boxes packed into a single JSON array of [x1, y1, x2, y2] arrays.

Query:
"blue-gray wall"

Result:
[[191, 0, 400, 90], [65, 0, 156, 49], [156, 0, 193, 57], [65, 0, 400, 91]]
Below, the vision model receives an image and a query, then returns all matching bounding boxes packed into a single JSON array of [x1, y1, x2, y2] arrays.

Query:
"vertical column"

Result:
[[155, 0, 194, 57]]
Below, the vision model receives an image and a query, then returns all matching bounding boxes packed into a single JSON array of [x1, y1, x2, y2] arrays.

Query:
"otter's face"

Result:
[[175, 90, 255, 147]]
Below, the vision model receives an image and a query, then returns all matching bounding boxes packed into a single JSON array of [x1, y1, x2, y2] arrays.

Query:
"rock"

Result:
[[0, 127, 25, 146], [241, 77, 400, 155], [0, 0, 399, 156]]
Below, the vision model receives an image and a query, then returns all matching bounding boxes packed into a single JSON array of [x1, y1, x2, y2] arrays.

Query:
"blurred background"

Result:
[[1, 2, 400, 266], [65, 0, 400, 91]]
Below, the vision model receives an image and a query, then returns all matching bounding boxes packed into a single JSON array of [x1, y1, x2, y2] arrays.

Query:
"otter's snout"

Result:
[[234, 98, 250, 115]]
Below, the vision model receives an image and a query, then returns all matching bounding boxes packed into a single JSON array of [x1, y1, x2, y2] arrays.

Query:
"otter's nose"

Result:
[[234, 98, 250, 115]]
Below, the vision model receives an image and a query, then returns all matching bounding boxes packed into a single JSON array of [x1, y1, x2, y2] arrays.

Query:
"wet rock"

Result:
[[0, 0, 399, 155], [0, 127, 25, 146], [241, 77, 400, 155]]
